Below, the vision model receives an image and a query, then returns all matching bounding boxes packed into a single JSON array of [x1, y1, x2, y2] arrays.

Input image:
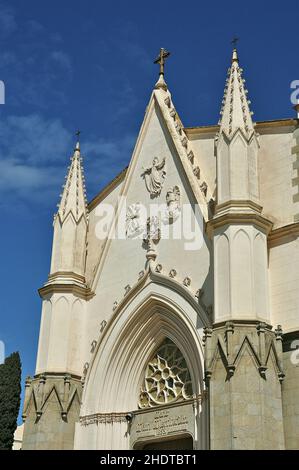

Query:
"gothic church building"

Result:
[[22, 48, 299, 450]]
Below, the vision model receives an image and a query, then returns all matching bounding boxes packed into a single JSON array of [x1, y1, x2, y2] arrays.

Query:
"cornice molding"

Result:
[[212, 319, 273, 330], [206, 211, 273, 238], [268, 222, 299, 248], [184, 118, 298, 137], [39, 282, 95, 300], [48, 271, 86, 283], [215, 200, 263, 215], [33, 372, 82, 381]]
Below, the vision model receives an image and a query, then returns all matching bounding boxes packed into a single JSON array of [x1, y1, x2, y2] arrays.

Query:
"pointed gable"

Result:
[[85, 74, 214, 342]]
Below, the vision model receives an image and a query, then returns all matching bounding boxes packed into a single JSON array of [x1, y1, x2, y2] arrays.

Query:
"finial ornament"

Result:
[[231, 37, 239, 63], [75, 130, 81, 151], [154, 48, 170, 76]]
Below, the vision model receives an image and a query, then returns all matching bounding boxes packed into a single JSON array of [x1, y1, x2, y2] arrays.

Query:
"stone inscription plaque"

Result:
[[130, 403, 194, 447]]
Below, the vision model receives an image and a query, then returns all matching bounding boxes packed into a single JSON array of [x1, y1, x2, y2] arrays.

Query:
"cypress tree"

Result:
[[0, 352, 22, 450]]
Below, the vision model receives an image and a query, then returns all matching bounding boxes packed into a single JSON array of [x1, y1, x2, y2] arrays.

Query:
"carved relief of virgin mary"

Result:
[[141, 157, 166, 197]]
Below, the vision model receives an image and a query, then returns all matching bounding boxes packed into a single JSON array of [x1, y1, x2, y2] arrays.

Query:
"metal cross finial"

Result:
[[154, 48, 170, 76], [75, 130, 81, 140], [231, 37, 239, 48]]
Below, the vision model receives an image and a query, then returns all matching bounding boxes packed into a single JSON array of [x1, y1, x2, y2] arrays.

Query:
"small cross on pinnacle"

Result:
[[154, 48, 170, 76], [75, 130, 81, 140], [231, 36, 239, 49]]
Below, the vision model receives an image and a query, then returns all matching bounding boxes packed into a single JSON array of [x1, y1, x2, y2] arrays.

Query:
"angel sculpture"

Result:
[[142, 157, 166, 197]]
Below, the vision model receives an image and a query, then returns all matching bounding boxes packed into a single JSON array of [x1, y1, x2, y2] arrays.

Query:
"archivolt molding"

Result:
[[80, 284, 207, 417]]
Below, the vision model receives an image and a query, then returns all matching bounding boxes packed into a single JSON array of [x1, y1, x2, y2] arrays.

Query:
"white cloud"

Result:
[[0, 114, 72, 165], [0, 158, 60, 191], [0, 3, 17, 36], [50, 51, 72, 76], [83, 134, 134, 159], [0, 113, 135, 207], [26, 19, 45, 34]]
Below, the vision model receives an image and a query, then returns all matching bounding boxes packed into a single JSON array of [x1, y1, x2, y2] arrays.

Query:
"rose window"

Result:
[[138, 339, 193, 409]]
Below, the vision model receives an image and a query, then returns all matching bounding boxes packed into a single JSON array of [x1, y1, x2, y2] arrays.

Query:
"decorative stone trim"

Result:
[[105, 266, 211, 338], [80, 412, 127, 426], [164, 96, 171, 108], [181, 136, 188, 148], [22, 373, 82, 423], [155, 264, 162, 273], [200, 182, 208, 197], [90, 340, 97, 353], [124, 285, 131, 296], [193, 166, 200, 179], [204, 321, 284, 383], [187, 151, 194, 164], [83, 362, 89, 376], [183, 277, 191, 287]]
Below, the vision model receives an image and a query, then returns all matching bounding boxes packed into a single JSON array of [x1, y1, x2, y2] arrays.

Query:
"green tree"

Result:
[[0, 352, 22, 450]]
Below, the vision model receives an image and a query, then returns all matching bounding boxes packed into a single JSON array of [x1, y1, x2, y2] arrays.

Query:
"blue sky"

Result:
[[0, 0, 298, 421]]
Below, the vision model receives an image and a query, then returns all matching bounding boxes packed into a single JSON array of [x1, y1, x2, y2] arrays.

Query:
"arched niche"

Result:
[[77, 282, 209, 450]]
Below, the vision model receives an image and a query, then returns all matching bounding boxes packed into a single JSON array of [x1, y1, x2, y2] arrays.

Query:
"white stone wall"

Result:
[[36, 293, 86, 376], [269, 239, 299, 332], [185, 129, 216, 196], [86, 181, 123, 286], [258, 128, 295, 228], [214, 225, 270, 322]]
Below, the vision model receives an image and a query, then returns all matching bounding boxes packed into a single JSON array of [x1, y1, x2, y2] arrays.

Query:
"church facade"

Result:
[[22, 48, 299, 450]]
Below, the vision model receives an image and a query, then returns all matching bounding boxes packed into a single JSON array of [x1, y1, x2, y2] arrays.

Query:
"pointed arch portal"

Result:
[[75, 281, 209, 450]]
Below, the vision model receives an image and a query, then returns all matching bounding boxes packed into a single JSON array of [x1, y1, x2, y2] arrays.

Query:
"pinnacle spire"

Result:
[[219, 48, 254, 136], [56, 139, 88, 222]]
